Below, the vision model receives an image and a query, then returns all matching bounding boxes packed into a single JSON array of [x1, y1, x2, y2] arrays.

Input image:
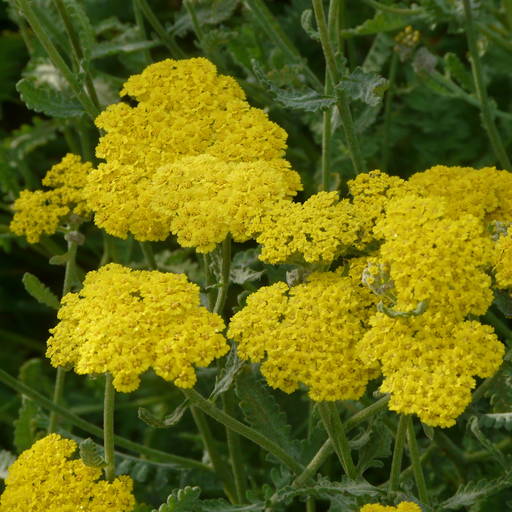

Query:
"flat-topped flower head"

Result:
[[0, 433, 134, 512], [86, 57, 298, 241], [360, 502, 422, 512], [9, 153, 91, 243], [47, 263, 229, 392], [252, 191, 360, 265], [359, 312, 504, 427], [149, 154, 301, 252], [228, 268, 378, 401], [405, 164, 512, 223]]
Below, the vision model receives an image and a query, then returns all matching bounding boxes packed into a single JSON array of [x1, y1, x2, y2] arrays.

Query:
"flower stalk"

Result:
[[103, 373, 116, 482]]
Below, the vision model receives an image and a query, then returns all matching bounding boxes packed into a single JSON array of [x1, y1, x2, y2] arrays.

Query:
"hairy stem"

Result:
[[104, 373, 116, 481], [317, 402, 357, 479], [213, 236, 232, 315], [388, 414, 407, 492], [462, 0, 511, 170], [312, 0, 365, 174], [406, 416, 430, 505]]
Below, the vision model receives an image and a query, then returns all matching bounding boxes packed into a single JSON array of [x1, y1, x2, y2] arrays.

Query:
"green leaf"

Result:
[[341, 11, 412, 37], [16, 78, 84, 118], [230, 249, 265, 286], [138, 400, 189, 429], [14, 399, 41, 453], [22, 272, 60, 310], [49, 253, 70, 266], [172, 0, 239, 37], [92, 39, 158, 59], [253, 61, 335, 112], [356, 421, 392, 475], [377, 299, 428, 318], [444, 52, 473, 93], [440, 475, 512, 510], [468, 416, 507, 469], [300, 9, 319, 42], [79, 438, 106, 468], [0, 450, 16, 480], [236, 367, 301, 461], [480, 412, 512, 431], [210, 347, 245, 401], [362, 33, 394, 74], [336, 67, 388, 107]]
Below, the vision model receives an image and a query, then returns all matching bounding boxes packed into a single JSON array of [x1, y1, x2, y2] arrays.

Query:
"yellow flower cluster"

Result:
[[495, 231, 512, 288], [359, 313, 503, 427], [353, 171, 505, 427], [0, 434, 134, 512], [10, 153, 91, 243], [360, 502, 422, 512], [228, 268, 378, 401], [85, 57, 301, 242], [149, 155, 301, 252], [47, 263, 228, 392], [405, 164, 512, 223], [251, 191, 361, 265]]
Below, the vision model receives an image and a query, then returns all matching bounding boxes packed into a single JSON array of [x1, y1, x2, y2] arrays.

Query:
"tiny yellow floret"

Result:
[[360, 502, 422, 512]]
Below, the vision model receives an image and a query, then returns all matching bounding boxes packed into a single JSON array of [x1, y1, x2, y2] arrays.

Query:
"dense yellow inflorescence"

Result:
[[360, 502, 422, 512], [47, 263, 228, 392], [351, 167, 506, 427], [495, 231, 512, 288], [228, 267, 379, 401], [251, 191, 361, 265], [149, 154, 301, 252], [9, 153, 91, 243], [0, 434, 135, 512], [85, 57, 301, 242]]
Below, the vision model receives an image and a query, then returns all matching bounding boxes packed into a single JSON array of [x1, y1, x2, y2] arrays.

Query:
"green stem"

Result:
[[0, 368, 210, 471], [327, 0, 343, 53], [406, 416, 430, 505], [382, 52, 398, 173], [312, 0, 365, 175], [483, 309, 512, 342], [47, 367, 66, 434], [306, 497, 316, 512], [47, 239, 78, 434], [53, 0, 101, 111], [104, 373, 116, 481], [293, 395, 390, 486], [135, 0, 185, 58], [388, 414, 407, 492], [213, 236, 231, 315], [504, 0, 512, 30], [222, 391, 247, 503], [317, 402, 357, 479], [182, 387, 304, 474], [203, 254, 216, 311], [190, 406, 237, 503], [62, 125, 81, 155], [243, 0, 322, 89], [462, 0, 512, 170], [432, 430, 466, 473], [321, 73, 332, 191], [133, 0, 152, 66], [16, 0, 100, 120], [140, 241, 157, 270]]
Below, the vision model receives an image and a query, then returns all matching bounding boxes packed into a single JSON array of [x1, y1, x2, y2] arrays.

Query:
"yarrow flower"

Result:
[[149, 154, 301, 252], [251, 191, 361, 265], [349, 169, 505, 427], [85, 57, 301, 242], [47, 263, 228, 392], [360, 502, 422, 512], [0, 434, 135, 512], [495, 230, 512, 288], [9, 153, 91, 243], [228, 267, 378, 401]]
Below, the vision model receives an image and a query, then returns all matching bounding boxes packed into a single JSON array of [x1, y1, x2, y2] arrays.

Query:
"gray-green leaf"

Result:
[[138, 400, 189, 429], [22, 273, 60, 310], [336, 67, 388, 107], [79, 438, 106, 468]]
